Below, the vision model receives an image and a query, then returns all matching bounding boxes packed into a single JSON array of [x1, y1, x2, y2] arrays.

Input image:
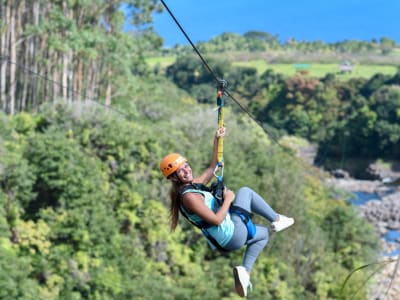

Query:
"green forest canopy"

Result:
[[0, 86, 380, 299]]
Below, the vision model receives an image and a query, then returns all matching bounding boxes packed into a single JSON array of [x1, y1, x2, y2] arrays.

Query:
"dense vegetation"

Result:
[[1, 1, 398, 299], [0, 95, 380, 299], [201, 32, 397, 56]]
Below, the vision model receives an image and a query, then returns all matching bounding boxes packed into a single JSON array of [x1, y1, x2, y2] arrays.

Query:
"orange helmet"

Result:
[[160, 153, 187, 177]]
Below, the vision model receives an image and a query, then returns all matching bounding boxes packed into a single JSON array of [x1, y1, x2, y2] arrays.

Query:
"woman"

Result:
[[160, 127, 294, 298]]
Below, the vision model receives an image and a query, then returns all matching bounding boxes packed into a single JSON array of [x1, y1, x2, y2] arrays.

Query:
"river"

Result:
[[350, 191, 400, 256]]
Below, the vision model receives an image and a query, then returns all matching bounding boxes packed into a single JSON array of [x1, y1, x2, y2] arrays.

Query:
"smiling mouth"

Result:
[[182, 173, 192, 180]]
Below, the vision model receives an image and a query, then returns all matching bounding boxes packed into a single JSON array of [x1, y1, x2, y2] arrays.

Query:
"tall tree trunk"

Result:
[[105, 68, 112, 106], [43, 46, 51, 103], [15, 0, 26, 112], [70, 56, 76, 102], [61, 0, 70, 101], [20, 37, 30, 111], [75, 57, 82, 101], [53, 51, 60, 100], [62, 50, 69, 100], [67, 50, 74, 102], [86, 60, 96, 101], [28, 0, 40, 110], [9, 1, 17, 115], [0, 0, 10, 111]]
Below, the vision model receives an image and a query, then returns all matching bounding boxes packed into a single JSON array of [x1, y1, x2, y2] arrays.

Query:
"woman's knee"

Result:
[[254, 225, 269, 243], [233, 187, 253, 210], [237, 186, 253, 195]]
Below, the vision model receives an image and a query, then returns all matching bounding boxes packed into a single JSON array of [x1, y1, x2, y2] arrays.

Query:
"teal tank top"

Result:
[[181, 189, 234, 248]]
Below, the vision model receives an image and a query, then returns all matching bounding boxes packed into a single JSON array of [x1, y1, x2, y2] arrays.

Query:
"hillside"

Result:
[[0, 75, 382, 299]]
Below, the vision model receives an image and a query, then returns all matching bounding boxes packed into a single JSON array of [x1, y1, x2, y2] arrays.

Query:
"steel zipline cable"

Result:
[[160, 0, 296, 154], [159, 0, 220, 85]]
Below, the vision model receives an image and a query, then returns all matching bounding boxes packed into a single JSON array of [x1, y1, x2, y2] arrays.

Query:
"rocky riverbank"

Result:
[[325, 174, 400, 300], [293, 142, 400, 299], [326, 177, 400, 239]]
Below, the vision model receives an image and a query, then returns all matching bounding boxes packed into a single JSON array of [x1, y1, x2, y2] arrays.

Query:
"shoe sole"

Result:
[[233, 267, 246, 297], [272, 219, 295, 232]]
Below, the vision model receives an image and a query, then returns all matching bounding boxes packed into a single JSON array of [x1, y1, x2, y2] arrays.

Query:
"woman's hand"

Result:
[[195, 127, 227, 186], [215, 127, 226, 138], [223, 187, 235, 205]]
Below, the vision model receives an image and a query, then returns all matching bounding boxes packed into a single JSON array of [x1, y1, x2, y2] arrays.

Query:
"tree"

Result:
[[380, 36, 396, 54], [371, 85, 400, 154]]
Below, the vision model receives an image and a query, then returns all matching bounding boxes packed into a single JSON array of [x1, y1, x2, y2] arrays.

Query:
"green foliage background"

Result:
[[0, 77, 380, 299]]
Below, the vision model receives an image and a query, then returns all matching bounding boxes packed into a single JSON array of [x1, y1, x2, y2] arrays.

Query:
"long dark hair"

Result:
[[169, 178, 182, 231]]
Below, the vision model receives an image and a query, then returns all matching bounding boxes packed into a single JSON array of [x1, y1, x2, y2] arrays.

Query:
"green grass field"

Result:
[[233, 59, 398, 79], [146, 56, 176, 68], [146, 56, 398, 79]]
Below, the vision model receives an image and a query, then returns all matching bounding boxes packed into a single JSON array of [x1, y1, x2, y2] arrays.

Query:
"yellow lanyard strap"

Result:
[[217, 89, 224, 163], [214, 80, 227, 180]]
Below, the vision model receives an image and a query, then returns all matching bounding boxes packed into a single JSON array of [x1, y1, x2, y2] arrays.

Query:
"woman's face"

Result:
[[175, 162, 193, 183]]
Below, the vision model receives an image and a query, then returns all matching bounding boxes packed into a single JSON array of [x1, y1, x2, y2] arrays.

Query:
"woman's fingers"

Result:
[[216, 127, 226, 138]]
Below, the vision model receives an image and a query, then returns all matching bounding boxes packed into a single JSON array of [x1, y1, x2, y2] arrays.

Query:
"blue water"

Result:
[[349, 191, 380, 206], [384, 230, 400, 242], [350, 192, 400, 257], [382, 230, 400, 256], [384, 248, 400, 256]]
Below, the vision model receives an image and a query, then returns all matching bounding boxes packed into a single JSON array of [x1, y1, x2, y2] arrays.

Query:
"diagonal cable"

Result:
[[160, 0, 221, 85], [160, 0, 287, 149]]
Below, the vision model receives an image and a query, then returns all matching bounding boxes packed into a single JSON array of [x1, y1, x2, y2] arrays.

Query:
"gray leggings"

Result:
[[223, 187, 278, 272]]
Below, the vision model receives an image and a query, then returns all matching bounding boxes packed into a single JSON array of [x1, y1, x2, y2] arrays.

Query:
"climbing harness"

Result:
[[178, 183, 230, 253], [178, 183, 256, 253]]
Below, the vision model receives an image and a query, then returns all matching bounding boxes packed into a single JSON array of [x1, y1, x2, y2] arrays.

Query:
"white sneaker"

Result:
[[233, 266, 252, 297], [272, 214, 295, 232]]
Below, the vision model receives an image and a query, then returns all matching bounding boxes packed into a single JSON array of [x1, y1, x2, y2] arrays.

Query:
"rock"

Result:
[[388, 222, 400, 230], [331, 169, 350, 179], [368, 161, 400, 181], [326, 177, 382, 193]]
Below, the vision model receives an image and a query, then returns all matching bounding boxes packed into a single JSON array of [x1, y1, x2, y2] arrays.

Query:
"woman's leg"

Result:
[[228, 218, 269, 297], [229, 187, 294, 297], [224, 215, 269, 272], [242, 225, 269, 272], [233, 187, 278, 222], [224, 216, 248, 251]]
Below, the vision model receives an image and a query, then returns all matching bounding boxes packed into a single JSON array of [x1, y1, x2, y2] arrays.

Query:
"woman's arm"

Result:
[[182, 187, 234, 226], [194, 127, 225, 185]]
